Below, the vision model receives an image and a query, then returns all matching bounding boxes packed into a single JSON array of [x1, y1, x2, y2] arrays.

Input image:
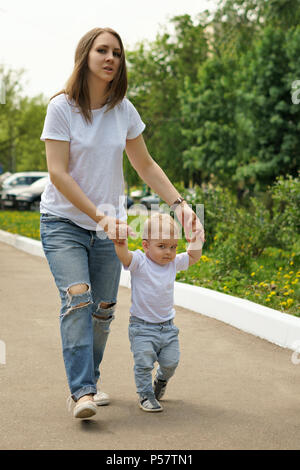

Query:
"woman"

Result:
[[40, 27, 204, 419]]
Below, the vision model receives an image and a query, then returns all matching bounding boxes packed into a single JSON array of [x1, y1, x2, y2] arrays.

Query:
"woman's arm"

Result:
[[45, 140, 105, 223], [125, 134, 205, 243], [125, 135, 180, 205]]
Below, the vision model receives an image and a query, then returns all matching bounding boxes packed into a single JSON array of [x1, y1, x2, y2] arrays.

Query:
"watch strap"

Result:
[[170, 196, 185, 211]]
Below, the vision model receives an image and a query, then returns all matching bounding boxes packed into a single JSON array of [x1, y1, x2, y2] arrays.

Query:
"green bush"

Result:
[[181, 175, 300, 277], [270, 174, 300, 247]]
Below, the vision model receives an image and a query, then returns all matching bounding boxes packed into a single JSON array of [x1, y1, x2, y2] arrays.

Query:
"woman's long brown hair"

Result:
[[51, 27, 128, 123]]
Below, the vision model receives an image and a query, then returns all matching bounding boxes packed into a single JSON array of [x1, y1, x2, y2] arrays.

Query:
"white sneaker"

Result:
[[73, 399, 97, 419], [93, 390, 110, 406], [67, 396, 97, 419]]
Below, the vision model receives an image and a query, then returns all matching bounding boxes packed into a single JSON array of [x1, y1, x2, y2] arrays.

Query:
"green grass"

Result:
[[0, 211, 41, 240], [0, 211, 299, 316], [175, 246, 299, 316]]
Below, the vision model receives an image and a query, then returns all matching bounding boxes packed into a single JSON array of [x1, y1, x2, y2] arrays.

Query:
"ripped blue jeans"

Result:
[[40, 213, 121, 401]]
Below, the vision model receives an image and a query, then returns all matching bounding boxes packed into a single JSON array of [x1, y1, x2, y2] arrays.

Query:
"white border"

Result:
[[1, 229, 300, 351]]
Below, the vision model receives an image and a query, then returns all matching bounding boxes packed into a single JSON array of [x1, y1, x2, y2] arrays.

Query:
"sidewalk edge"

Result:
[[1, 229, 299, 351]]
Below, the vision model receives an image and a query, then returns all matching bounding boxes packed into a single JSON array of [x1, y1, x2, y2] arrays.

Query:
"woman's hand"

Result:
[[97, 215, 136, 245], [175, 202, 205, 246]]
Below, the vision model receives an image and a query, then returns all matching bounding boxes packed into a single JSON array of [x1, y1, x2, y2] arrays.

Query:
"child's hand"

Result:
[[98, 216, 136, 244], [187, 232, 203, 266], [187, 235, 203, 251], [175, 202, 205, 244]]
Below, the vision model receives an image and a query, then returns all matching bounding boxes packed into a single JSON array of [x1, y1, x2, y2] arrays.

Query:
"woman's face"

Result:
[[87, 32, 122, 84]]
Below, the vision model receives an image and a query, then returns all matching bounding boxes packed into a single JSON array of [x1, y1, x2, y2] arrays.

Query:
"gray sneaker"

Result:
[[153, 378, 167, 400], [139, 395, 163, 412]]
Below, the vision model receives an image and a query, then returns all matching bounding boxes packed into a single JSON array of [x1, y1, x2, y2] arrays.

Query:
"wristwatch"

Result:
[[170, 196, 186, 212]]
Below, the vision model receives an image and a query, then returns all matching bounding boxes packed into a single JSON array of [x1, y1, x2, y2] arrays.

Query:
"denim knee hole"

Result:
[[93, 302, 116, 321], [65, 283, 92, 316]]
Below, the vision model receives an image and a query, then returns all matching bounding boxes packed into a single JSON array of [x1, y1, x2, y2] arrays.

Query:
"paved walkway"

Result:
[[0, 241, 300, 450]]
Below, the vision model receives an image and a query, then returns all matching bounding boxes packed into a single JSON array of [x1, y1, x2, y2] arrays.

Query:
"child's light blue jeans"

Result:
[[128, 316, 180, 398], [40, 213, 121, 401]]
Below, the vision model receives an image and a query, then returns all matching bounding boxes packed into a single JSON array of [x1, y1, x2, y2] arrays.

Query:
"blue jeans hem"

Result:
[[138, 391, 156, 400], [72, 385, 97, 402]]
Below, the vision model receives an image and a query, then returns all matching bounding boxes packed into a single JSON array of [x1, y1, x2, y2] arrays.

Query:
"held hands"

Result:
[[98, 215, 136, 245], [175, 201, 205, 249], [96, 203, 205, 249]]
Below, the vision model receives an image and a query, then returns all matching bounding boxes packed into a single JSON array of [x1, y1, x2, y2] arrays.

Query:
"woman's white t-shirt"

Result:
[[40, 93, 145, 230]]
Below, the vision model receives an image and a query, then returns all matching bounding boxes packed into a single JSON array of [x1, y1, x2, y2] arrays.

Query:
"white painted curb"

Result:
[[0, 229, 45, 257], [1, 229, 300, 351]]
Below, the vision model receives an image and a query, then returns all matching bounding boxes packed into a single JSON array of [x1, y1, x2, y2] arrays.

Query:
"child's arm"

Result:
[[113, 239, 133, 268], [187, 238, 203, 267]]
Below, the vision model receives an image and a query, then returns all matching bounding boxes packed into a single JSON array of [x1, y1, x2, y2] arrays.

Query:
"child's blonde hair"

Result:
[[142, 213, 180, 240]]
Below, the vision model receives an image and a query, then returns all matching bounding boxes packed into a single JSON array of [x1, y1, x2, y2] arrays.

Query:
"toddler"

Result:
[[113, 213, 202, 412]]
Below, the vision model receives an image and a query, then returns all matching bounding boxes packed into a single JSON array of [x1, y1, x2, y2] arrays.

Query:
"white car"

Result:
[[0, 171, 48, 209], [16, 176, 49, 211]]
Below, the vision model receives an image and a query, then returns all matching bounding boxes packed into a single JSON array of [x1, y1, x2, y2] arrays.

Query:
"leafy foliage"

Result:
[[1, 1, 300, 194], [0, 66, 47, 172], [126, 14, 208, 186], [179, 1, 300, 192]]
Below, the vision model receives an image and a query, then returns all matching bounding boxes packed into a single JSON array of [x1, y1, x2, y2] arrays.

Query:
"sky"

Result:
[[0, 0, 218, 99]]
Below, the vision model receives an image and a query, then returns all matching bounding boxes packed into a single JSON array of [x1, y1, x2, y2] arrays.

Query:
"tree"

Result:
[[0, 66, 24, 172], [235, 25, 300, 190], [15, 95, 47, 171], [180, 55, 237, 187], [0, 66, 47, 172], [179, 0, 300, 192], [126, 14, 208, 187]]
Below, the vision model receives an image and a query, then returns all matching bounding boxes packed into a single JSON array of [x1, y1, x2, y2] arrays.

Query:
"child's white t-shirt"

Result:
[[40, 93, 145, 231], [125, 249, 190, 323]]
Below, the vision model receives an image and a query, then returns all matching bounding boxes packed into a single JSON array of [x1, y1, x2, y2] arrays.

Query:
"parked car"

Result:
[[126, 196, 134, 209], [16, 176, 49, 211], [139, 193, 161, 210], [0, 172, 12, 187], [0, 172, 48, 209], [130, 189, 144, 199], [14, 177, 132, 212], [130, 186, 151, 203]]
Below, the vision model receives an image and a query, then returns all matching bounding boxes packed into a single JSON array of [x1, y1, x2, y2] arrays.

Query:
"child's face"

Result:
[[142, 237, 178, 266]]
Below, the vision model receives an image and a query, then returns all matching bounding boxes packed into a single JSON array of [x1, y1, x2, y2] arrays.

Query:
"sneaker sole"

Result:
[[154, 392, 166, 400], [74, 403, 97, 419], [94, 399, 110, 406], [139, 403, 163, 412]]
